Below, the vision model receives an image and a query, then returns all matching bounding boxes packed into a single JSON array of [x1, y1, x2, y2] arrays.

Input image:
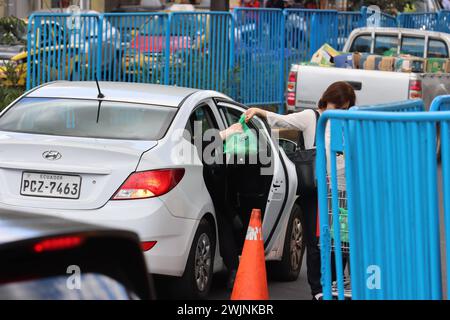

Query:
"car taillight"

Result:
[[286, 71, 297, 108], [33, 236, 84, 253], [409, 80, 422, 99], [112, 169, 185, 200], [141, 241, 157, 252]]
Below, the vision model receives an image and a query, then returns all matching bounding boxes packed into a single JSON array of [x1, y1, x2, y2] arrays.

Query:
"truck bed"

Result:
[[290, 65, 450, 111]]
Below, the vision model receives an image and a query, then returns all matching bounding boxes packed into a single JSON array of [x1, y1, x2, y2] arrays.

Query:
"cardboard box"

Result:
[[395, 55, 425, 73], [359, 54, 382, 70], [334, 52, 360, 69], [378, 56, 396, 72], [310, 43, 339, 66], [426, 58, 450, 73]]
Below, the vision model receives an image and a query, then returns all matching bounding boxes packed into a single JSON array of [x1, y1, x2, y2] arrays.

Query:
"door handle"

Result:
[[346, 81, 362, 91], [273, 183, 281, 188]]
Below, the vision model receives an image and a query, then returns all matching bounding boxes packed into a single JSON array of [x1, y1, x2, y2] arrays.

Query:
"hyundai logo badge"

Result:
[[42, 151, 62, 161]]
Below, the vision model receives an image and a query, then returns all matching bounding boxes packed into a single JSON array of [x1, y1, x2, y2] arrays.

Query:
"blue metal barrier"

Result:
[[102, 12, 169, 84], [317, 107, 446, 300], [438, 10, 450, 34], [351, 99, 425, 112], [430, 95, 450, 111], [27, 8, 424, 110], [233, 8, 284, 107], [397, 12, 439, 31], [337, 12, 362, 51], [380, 12, 398, 28], [26, 13, 101, 89]]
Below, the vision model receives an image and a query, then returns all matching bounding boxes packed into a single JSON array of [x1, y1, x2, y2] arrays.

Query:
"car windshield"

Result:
[[0, 273, 136, 300], [0, 98, 176, 140]]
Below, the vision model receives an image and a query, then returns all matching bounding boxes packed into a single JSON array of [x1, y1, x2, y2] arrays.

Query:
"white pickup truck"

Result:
[[286, 27, 450, 112]]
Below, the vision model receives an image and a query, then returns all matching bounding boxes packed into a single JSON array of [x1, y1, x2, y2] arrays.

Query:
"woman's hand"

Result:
[[220, 123, 243, 140], [244, 108, 266, 123]]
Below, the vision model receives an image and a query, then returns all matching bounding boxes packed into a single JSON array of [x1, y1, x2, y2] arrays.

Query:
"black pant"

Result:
[[298, 190, 322, 296], [203, 165, 239, 272]]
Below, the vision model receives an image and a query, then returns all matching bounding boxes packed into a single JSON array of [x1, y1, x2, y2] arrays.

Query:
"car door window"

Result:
[[186, 104, 219, 138], [374, 35, 398, 55], [186, 104, 220, 160], [401, 36, 425, 57], [428, 38, 449, 58], [350, 35, 372, 53]]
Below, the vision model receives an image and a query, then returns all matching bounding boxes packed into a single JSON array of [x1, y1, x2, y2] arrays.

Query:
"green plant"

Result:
[[1, 59, 25, 87], [0, 86, 24, 111], [0, 16, 27, 45]]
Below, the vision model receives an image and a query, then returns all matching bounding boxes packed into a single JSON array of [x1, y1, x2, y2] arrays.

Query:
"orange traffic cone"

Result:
[[231, 208, 269, 300]]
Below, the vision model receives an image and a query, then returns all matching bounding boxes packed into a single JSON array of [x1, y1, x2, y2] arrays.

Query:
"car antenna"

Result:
[[94, 74, 104, 123], [95, 74, 105, 99]]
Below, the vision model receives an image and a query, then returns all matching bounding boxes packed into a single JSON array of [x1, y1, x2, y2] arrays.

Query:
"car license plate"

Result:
[[21, 172, 81, 199]]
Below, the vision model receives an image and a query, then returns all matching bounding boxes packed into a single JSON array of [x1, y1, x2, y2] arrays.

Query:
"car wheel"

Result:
[[269, 204, 305, 281], [176, 218, 215, 299]]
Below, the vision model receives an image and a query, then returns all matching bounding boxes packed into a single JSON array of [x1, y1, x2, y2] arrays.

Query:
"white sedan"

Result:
[[0, 81, 303, 298]]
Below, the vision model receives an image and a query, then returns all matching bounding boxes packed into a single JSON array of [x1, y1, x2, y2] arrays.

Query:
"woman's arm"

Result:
[[219, 123, 243, 140], [244, 107, 313, 131]]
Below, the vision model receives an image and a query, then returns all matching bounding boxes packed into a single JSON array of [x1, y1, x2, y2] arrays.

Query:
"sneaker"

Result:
[[312, 293, 323, 300]]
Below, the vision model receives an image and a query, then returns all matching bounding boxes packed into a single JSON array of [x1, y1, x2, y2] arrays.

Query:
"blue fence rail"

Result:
[[26, 8, 450, 109], [26, 7, 398, 111], [316, 101, 449, 299]]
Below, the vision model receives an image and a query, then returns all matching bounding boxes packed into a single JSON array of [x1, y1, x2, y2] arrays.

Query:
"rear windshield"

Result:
[[0, 98, 177, 140]]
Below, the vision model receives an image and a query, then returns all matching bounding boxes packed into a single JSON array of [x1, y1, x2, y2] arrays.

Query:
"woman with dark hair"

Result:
[[244, 81, 356, 300]]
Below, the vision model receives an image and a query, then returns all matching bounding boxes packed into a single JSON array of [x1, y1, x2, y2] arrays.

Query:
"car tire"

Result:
[[269, 204, 305, 282], [175, 218, 216, 299]]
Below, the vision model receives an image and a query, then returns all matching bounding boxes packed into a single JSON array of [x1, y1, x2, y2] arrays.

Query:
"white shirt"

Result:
[[266, 109, 320, 149], [266, 109, 346, 188]]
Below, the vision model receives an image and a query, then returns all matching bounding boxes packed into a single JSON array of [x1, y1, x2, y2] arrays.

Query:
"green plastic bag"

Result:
[[330, 207, 349, 243], [224, 114, 258, 155]]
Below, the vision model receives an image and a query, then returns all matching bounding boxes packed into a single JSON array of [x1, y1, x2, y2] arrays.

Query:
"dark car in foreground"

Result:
[[0, 210, 155, 300]]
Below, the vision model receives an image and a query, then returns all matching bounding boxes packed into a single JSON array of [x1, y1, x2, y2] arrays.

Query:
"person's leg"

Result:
[[298, 190, 322, 297], [203, 166, 240, 288], [215, 211, 240, 272]]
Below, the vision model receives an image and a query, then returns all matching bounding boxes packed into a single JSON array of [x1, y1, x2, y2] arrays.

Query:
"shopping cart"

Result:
[[326, 175, 352, 299]]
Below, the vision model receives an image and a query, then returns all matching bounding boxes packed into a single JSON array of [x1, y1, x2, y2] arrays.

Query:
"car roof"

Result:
[[353, 27, 450, 39], [26, 81, 198, 107], [26, 81, 199, 107], [0, 210, 114, 246]]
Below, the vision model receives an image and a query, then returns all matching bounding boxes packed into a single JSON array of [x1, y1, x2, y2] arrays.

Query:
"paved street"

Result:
[[209, 258, 310, 300]]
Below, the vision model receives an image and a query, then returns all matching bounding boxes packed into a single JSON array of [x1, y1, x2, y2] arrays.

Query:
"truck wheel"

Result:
[[175, 219, 215, 299], [269, 204, 305, 281]]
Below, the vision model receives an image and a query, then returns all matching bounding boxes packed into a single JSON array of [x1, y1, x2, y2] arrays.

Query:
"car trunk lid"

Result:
[[0, 131, 156, 210]]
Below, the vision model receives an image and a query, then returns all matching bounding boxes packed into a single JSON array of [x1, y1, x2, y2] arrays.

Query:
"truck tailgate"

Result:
[[294, 66, 411, 109]]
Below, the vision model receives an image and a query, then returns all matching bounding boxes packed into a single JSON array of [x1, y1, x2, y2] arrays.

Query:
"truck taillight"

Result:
[[286, 71, 297, 108], [409, 80, 422, 99], [287, 92, 296, 106], [112, 169, 185, 200]]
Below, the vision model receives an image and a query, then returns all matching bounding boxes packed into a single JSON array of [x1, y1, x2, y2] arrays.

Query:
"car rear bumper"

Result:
[[0, 198, 198, 277]]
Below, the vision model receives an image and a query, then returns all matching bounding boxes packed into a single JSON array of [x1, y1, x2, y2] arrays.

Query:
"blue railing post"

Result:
[[96, 13, 104, 81], [26, 14, 35, 91], [164, 13, 171, 85], [279, 10, 286, 114], [359, 6, 368, 27]]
